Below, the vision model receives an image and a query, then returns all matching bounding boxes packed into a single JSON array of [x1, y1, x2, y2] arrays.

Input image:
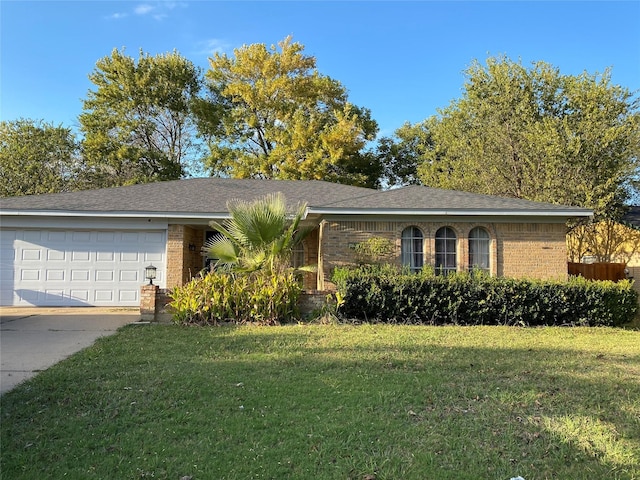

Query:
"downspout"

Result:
[[317, 220, 326, 291]]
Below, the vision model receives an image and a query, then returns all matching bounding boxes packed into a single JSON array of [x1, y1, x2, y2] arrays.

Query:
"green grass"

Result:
[[1, 324, 639, 480]]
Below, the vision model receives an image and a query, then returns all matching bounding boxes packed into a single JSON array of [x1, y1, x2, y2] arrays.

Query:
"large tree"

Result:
[[196, 36, 381, 188], [376, 121, 432, 187], [79, 49, 203, 187], [383, 57, 640, 217], [0, 119, 80, 197]]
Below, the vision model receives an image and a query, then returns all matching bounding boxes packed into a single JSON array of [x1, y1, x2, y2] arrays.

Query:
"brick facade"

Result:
[[496, 223, 568, 279], [140, 284, 158, 321], [318, 219, 568, 289], [163, 219, 569, 292], [166, 224, 205, 288]]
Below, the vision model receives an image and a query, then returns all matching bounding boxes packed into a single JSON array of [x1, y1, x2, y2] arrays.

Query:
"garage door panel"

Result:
[[0, 267, 15, 281], [120, 252, 139, 262], [95, 290, 114, 302], [70, 290, 90, 302], [1, 290, 16, 305], [46, 270, 65, 281], [145, 232, 164, 243], [71, 270, 90, 281], [97, 232, 115, 242], [23, 231, 42, 242], [96, 270, 114, 281], [1, 230, 17, 243], [21, 269, 40, 281], [71, 251, 90, 262], [21, 249, 41, 261], [3, 228, 166, 306], [121, 232, 139, 242], [119, 270, 139, 282], [47, 231, 66, 242], [145, 252, 163, 262], [97, 251, 114, 262], [72, 232, 91, 242], [47, 249, 65, 261], [119, 290, 138, 302], [44, 290, 64, 304]]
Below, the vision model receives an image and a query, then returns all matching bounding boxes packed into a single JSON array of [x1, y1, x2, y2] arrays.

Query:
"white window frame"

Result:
[[401, 226, 424, 272], [468, 227, 490, 273], [435, 226, 457, 275]]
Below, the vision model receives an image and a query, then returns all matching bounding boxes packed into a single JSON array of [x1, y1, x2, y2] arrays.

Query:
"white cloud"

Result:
[[135, 4, 155, 15], [107, 12, 129, 20], [107, 2, 186, 22], [193, 39, 232, 57]]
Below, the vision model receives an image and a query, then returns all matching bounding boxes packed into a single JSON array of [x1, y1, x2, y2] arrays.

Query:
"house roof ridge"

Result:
[[0, 178, 592, 218]]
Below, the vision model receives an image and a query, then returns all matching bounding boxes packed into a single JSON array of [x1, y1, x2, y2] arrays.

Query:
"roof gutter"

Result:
[[306, 207, 594, 217], [0, 207, 593, 220], [0, 210, 232, 219]]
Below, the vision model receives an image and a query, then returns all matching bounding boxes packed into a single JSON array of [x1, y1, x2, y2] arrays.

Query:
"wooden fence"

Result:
[[568, 262, 627, 282]]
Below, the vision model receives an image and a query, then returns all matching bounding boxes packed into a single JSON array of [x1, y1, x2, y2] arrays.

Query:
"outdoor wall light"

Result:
[[145, 264, 157, 285], [188, 243, 196, 252]]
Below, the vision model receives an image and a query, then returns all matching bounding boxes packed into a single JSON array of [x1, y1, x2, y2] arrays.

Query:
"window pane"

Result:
[[401, 227, 423, 272], [469, 227, 490, 272], [291, 243, 305, 269], [435, 227, 457, 275]]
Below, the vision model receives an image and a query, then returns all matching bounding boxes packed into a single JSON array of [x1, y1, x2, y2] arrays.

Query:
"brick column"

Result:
[[140, 284, 159, 322]]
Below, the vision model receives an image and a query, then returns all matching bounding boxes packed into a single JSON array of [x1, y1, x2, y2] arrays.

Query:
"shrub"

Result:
[[332, 266, 638, 327], [352, 237, 395, 264], [170, 270, 302, 326]]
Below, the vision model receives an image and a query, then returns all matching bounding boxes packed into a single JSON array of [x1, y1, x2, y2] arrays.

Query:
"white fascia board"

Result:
[[0, 216, 169, 230], [306, 207, 593, 218], [0, 209, 230, 219]]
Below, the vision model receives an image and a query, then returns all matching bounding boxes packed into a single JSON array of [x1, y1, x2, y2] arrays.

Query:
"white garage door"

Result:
[[0, 229, 166, 307]]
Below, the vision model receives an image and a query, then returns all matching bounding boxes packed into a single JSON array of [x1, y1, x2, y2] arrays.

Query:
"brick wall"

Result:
[[319, 219, 568, 288], [165, 219, 569, 292], [166, 225, 205, 288], [166, 225, 184, 288], [140, 284, 158, 320], [298, 290, 332, 315], [301, 228, 319, 290], [496, 223, 568, 279], [183, 226, 205, 283]]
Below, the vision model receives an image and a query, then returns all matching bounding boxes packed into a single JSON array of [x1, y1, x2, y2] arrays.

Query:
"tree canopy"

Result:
[[79, 48, 203, 187], [381, 56, 640, 217], [196, 36, 381, 188], [0, 119, 80, 197]]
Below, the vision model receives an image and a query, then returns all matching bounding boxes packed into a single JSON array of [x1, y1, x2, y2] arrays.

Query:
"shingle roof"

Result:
[[0, 179, 372, 214], [0, 178, 592, 218], [314, 185, 589, 213]]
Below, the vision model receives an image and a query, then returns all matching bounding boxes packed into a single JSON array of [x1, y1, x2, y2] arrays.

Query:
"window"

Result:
[[291, 242, 305, 269], [469, 227, 490, 272], [401, 226, 424, 272], [435, 227, 457, 275]]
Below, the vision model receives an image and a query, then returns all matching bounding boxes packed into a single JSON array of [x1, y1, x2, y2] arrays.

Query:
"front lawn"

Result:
[[1, 325, 639, 479]]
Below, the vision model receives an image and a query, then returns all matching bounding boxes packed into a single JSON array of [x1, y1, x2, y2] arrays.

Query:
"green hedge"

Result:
[[170, 270, 302, 326], [332, 265, 638, 327]]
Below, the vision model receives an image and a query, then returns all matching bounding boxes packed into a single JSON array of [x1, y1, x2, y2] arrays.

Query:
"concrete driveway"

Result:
[[0, 307, 141, 395]]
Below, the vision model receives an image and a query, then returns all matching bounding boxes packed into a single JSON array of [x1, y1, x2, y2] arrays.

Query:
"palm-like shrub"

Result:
[[205, 192, 313, 274], [171, 193, 314, 325]]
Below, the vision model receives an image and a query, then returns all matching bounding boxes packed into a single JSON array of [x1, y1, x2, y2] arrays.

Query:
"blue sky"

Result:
[[1, 1, 639, 138]]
